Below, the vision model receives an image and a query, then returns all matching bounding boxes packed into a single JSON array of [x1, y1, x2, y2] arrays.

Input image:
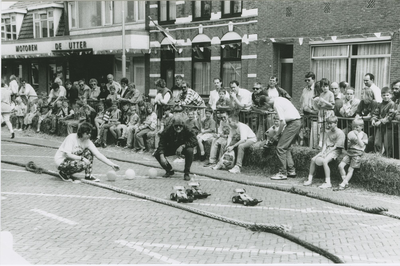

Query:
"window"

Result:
[[113, 1, 145, 24], [161, 45, 175, 89], [31, 63, 39, 86], [33, 11, 54, 38], [158, 1, 176, 24], [192, 43, 211, 95], [221, 1, 242, 18], [76, 1, 102, 28], [221, 41, 242, 85], [69, 2, 77, 28], [193, 1, 211, 21], [311, 42, 391, 99], [1, 16, 17, 40]]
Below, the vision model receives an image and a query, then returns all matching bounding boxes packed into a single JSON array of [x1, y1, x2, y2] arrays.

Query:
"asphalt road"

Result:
[[2, 129, 400, 264]]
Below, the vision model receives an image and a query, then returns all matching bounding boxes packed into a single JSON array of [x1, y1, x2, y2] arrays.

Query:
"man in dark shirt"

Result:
[[65, 80, 79, 105], [153, 116, 197, 180]]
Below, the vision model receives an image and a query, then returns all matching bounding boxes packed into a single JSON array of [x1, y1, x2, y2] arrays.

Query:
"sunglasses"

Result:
[[304, 79, 312, 82], [90, 83, 96, 85], [253, 87, 261, 90]]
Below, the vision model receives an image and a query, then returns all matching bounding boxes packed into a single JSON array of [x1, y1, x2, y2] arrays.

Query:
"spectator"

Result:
[[18, 79, 37, 105], [78, 79, 91, 101], [49, 101, 63, 134], [303, 116, 345, 188], [1, 82, 15, 138], [216, 88, 232, 108], [124, 104, 141, 149], [106, 74, 121, 94], [14, 97, 27, 131], [171, 75, 184, 101], [110, 102, 130, 145], [364, 73, 382, 103], [48, 83, 65, 107], [88, 78, 101, 101], [371, 87, 396, 156], [339, 81, 349, 95], [225, 115, 257, 174], [264, 96, 302, 180], [300, 72, 318, 116], [57, 99, 74, 131], [185, 109, 201, 135], [331, 82, 343, 117], [106, 85, 121, 102], [54, 122, 120, 182], [177, 81, 205, 107], [355, 87, 378, 119], [94, 101, 106, 140], [36, 104, 52, 133], [54, 77, 67, 99], [154, 78, 174, 119], [251, 82, 269, 108], [197, 108, 216, 161], [66, 100, 85, 135], [266, 76, 291, 100], [392, 79, 400, 106], [99, 102, 121, 148], [339, 87, 360, 118], [337, 119, 368, 190], [120, 82, 143, 106], [314, 78, 335, 120], [80, 105, 98, 139], [24, 98, 39, 131], [209, 77, 229, 110], [148, 105, 174, 153], [133, 103, 157, 153], [9, 75, 19, 95], [65, 80, 79, 105], [154, 117, 198, 181], [97, 82, 110, 101], [229, 80, 252, 110], [119, 77, 129, 98]]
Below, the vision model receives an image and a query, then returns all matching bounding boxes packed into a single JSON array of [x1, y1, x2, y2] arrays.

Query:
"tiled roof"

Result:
[[18, 11, 34, 39], [8, 1, 63, 10], [56, 9, 65, 36]]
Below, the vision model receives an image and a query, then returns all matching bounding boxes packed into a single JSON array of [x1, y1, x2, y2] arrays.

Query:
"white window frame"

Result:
[[68, 2, 77, 29], [1, 15, 17, 40], [33, 9, 55, 38]]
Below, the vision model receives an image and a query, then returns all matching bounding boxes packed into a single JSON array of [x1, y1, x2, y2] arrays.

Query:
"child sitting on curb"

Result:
[[336, 119, 368, 191], [303, 116, 345, 189], [197, 108, 216, 161]]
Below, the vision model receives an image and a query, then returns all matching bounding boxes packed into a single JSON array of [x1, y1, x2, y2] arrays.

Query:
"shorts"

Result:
[[198, 133, 214, 142], [314, 148, 341, 161], [341, 155, 361, 169]]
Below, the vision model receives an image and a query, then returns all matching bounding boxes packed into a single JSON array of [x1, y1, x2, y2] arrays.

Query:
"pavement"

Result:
[[1, 128, 400, 264]]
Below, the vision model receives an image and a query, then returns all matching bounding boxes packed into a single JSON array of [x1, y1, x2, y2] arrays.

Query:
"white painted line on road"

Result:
[[1, 155, 53, 158], [116, 240, 182, 264], [116, 240, 317, 257], [2, 192, 146, 202], [1, 169, 30, 173], [30, 208, 78, 225]]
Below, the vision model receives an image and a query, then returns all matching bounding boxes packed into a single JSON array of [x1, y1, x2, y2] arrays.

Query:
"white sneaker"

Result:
[[318, 182, 332, 189], [228, 165, 241, 174], [270, 173, 287, 180], [303, 180, 312, 186]]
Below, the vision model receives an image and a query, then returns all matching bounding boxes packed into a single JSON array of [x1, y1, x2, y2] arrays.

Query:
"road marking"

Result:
[[30, 208, 78, 225], [1, 169, 30, 173], [1, 155, 53, 158], [116, 240, 182, 264], [116, 240, 317, 257], [2, 192, 146, 201]]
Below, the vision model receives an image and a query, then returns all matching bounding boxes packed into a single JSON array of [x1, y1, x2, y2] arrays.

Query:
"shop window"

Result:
[[1, 16, 17, 40], [158, 1, 176, 25], [192, 43, 211, 95], [221, 41, 242, 85], [113, 1, 146, 24], [193, 1, 211, 21], [33, 10, 54, 38], [311, 42, 391, 99], [221, 1, 242, 18]]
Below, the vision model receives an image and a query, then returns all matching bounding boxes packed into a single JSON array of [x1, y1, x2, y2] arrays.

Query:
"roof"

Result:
[[8, 1, 63, 10]]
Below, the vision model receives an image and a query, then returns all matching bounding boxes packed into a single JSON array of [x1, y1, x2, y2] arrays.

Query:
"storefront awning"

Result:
[[51, 48, 93, 55]]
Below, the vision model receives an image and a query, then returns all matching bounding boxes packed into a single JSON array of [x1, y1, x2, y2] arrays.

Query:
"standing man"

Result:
[[266, 76, 291, 100], [330, 82, 343, 117], [154, 117, 198, 181], [229, 80, 252, 110], [119, 78, 129, 98], [364, 73, 382, 103], [106, 74, 121, 95], [300, 72, 318, 116], [264, 96, 302, 180], [171, 75, 184, 101], [251, 82, 269, 108], [209, 77, 228, 110], [9, 75, 19, 95]]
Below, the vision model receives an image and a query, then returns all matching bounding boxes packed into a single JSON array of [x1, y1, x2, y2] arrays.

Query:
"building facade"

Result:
[[148, 0, 258, 96], [1, 1, 150, 96]]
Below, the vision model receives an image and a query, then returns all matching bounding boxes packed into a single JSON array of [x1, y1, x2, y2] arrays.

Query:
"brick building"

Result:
[[147, 0, 258, 97], [257, 0, 400, 107]]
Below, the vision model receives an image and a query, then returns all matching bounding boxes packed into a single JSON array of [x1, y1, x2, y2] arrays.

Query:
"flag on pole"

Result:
[[149, 16, 178, 52]]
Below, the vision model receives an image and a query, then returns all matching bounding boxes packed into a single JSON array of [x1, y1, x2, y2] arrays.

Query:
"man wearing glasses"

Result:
[[251, 82, 269, 108], [106, 74, 121, 95], [153, 117, 198, 181]]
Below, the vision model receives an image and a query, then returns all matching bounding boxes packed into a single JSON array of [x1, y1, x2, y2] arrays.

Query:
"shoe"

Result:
[[162, 170, 175, 178], [203, 162, 216, 168], [85, 176, 100, 182], [333, 183, 349, 191], [303, 180, 312, 186], [287, 171, 297, 178], [58, 171, 72, 182], [318, 182, 332, 189], [101, 143, 107, 148], [270, 173, 288, 180], [184, 174, 191, 181], [228, 165, 241, 174], [124, 146, 132, 149], [212, 165, 221, 170], [200, 154, 206, 161], [138, 149, 145, 154], [11, 132, 15, 139]]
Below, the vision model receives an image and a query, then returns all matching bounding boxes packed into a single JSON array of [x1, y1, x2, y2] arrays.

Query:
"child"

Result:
[[94, 102, 106, 140], [124, 105, 140, 149], [303, 116, 345, 189], [134, 103, 157, 153], [49, 100, 63, 134], [216, 89, 231, 108], [14, 97, 27, 131], [197, 108, 216, 161], [36, 104, 52, 133], [263, 116, 281, 149], [24, 98, 38, 131], [97, 102, 121, 148], [110, 102, 130, 146], [106, 85, 120, 102], [185, 110, 201, 135], [337, 119, 368, 190], [371, 87, 396, 156]]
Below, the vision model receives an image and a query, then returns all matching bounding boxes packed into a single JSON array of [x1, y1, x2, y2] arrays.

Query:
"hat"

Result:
[[173, 117, 185, 126]]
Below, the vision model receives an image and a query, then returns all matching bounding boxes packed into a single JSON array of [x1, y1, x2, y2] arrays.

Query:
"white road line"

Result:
[[2, 192, 145, 201], [1, 155, 53, 158], [1, 169, 30, 173], [116, 240, 316, 257], [116, 240, 182, 264], [30, 208, 78, 225]]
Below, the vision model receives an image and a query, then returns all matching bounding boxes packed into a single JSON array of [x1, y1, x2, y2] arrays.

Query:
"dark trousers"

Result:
[[276, 119, 302, 175], [154, 146, 194, 175]]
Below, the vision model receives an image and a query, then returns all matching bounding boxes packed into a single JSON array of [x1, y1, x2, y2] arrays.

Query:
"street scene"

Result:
[[2, 0, 400, 264]]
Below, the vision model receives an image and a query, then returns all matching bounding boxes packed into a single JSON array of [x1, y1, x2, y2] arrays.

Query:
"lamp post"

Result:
[[122, 2, 126, 77]]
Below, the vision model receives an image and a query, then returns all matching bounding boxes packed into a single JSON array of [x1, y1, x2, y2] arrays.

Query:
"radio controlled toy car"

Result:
[[170, 186, 194, 203], [185, 182, 211, 199], [231, 188, 262, 206]]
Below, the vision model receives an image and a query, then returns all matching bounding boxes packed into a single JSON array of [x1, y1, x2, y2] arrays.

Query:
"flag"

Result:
[[149, 16, 178, 52]]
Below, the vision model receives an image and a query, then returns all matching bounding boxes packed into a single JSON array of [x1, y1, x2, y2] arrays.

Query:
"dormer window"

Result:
[[33, 10, 54, 38], [1, 15, 17, 40]]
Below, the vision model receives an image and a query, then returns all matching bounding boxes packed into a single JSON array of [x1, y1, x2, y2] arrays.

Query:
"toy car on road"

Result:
[[170, 186, 194, 203], [231, 188, 262, 206], [186, 182, 211, 199]]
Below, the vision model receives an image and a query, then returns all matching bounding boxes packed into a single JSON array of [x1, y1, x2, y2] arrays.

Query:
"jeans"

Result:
[[154, 146, 194, 175], [276, 119, 301, 175], [134, 128, 152, 150], [235, 139, 256, 167], [208, 137, 227, 164]]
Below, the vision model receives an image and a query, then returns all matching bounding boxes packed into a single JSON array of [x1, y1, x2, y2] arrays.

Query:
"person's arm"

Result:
[[348, 99, 360, 117], [88, 142, 119, 170], [159, 92, 171, 105]]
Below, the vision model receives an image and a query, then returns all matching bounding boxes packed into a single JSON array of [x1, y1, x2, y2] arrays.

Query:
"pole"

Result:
[[122, 2, 126, 77]]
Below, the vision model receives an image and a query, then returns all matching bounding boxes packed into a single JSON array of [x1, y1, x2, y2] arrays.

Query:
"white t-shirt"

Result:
[[54, 133, 96, 166], [274, 97, 301, 122], [9, 80, 19, 94], [267, 88, 279, 98], [236, 88, 252, 109], [237, 122, 257, 141], [370, 83, 382, 103]]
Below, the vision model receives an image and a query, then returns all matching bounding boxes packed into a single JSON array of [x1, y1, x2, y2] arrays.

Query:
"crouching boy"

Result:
[[303, 116, 345, 188], [337, 119, 368, 190]]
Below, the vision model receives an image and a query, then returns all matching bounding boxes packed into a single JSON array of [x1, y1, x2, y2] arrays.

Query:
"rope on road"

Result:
[[1, 158, 344, 263]]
